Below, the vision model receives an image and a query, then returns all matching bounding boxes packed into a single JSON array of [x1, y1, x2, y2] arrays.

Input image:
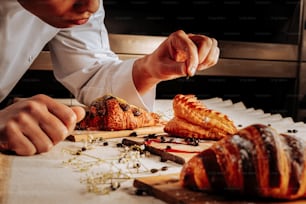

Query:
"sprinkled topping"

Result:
[[132, 108, 141, 116], [203, 117, 210, 123], [61, 138, 171, 195], [231, 135, 255, 154], [230, 134, 256, 170], [287, 129, 298, 133], [135, 189, 145, 195], [150, 168, 159, 173], [147, 134, 157, 139], [281, 134, 304, 165]]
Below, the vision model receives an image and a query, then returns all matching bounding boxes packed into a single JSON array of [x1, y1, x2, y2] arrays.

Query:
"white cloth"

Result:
[[4, 99, 306, 204], [7, 139, 176, 204], [0, 0, 155, 110]]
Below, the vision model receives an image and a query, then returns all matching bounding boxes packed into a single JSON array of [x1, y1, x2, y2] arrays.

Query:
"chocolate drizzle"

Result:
[[201, 149, 227, 192], [256, 125, 280, 188], [230, 134, 258, 195], [280, 134, 305, 194], [181, 123, 306, 200]]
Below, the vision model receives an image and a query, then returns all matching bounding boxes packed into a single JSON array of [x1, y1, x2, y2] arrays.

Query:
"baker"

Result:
[[0, 0, 220, 156]]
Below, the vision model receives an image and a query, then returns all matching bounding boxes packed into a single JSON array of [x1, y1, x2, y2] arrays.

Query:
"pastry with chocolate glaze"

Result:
[[180, 124, 306, 200], [76, 94, 163, 131], [164, 94, 237, 140]]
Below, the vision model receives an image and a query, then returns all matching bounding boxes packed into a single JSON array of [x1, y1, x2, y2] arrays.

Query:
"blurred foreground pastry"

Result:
[[180, 124, 306, 200], [164, 94, 237, 140], [77, 94, 163, 131]]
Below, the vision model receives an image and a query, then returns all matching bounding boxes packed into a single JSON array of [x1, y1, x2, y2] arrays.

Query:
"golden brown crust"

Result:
[[77, 94, 163, 131], [164, 94, 237, 140], [180, 124, 306, 200], [164, 117, 229, 140]]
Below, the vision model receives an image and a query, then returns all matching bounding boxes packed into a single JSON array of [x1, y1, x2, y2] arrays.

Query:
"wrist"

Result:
[[132, 56, 161, 94]]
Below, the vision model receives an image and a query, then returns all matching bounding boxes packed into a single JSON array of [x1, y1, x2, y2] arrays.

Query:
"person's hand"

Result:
[[133, 30, 220, 94], [0, 94, 85, 156]]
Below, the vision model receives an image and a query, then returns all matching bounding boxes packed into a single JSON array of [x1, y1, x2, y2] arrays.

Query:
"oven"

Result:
[[104, 0, 304, 121]]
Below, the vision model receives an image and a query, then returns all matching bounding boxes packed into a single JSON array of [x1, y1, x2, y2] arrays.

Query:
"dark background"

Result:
[[103, 0, 300, 44], [103, 0, 300, 118], [1, 0, 301, 119]]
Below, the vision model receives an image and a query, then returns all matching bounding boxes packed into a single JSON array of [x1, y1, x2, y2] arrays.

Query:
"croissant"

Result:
[[180, 124, 306, 200], [164, 94, 237, 140], [76, 94, 162, 131]]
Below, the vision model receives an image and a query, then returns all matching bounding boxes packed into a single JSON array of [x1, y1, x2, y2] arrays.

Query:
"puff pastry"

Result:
[[164, 94, 237, 140]]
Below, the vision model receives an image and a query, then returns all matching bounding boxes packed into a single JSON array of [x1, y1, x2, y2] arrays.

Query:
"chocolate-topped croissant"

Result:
[[76, 94, 163, 131], [180, 124, 306, 200]]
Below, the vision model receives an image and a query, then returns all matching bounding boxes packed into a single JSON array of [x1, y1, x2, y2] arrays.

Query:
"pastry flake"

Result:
[[164, 94, 237, 140]]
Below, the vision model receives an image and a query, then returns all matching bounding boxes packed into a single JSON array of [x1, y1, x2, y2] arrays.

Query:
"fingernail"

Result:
[[190, 65, 197, 76]]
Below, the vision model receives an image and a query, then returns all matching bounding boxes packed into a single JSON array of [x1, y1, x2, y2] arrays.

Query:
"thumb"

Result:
[[70, 106, 86, 123]]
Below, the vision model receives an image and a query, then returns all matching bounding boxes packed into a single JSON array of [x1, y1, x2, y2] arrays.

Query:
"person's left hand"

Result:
[[0, 94, 85, 156]]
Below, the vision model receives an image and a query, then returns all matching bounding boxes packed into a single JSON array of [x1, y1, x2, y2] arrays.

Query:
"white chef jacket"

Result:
[[0, 0, 156, 110]]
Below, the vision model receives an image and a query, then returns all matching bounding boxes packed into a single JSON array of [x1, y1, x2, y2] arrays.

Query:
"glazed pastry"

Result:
[[180, 124, 306, 200], [164, 94, 237, 140], [76, 94, 163, 131]]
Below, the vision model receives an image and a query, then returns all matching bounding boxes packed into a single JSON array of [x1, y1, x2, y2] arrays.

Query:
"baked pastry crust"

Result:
[[164, 94, 237, 140], [180, 124, 306, 200], [76, 94, 163, 131]]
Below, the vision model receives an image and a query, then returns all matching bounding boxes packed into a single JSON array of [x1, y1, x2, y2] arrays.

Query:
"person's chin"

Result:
[[72, 19, 89, 25], [47, 19, 88, 28]]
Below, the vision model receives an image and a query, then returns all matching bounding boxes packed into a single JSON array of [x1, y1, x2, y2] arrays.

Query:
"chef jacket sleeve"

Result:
[[47, 3, 156, 111]]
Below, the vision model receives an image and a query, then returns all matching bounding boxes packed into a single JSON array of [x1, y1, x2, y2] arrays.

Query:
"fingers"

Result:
[[0, 94, 84, 156], [189, 34, 219, 69], [168, 30, 199, 76], [168, 30, 220, 77], [2, 120, 36, 156], [71, 106, 86, 123], [41, 98, 78, 133], [5, 117, 53, 156]]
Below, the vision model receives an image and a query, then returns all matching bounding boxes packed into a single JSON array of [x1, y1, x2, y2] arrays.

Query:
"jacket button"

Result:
[[28, 55, 34, 63]]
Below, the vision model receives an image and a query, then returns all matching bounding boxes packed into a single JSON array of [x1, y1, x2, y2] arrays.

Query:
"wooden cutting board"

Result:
[[67, 125, 165, 142], [134, 174, 306, 204], [122, 135, 215, 164], [134, 173, 224, 204]]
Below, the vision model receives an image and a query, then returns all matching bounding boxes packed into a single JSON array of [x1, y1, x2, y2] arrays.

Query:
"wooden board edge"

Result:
[[133, 173, 228, 204], [133, 173, 184, 204], [0, 154, 11, 204], [67, 125, 165, 142], [133, 174, 306, 204]]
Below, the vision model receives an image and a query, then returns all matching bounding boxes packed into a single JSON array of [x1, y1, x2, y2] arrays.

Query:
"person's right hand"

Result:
[[132, 30, 220, 95], [0, 94, 85, 156]]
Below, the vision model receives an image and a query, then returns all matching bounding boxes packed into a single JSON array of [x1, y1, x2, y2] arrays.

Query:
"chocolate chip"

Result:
[[150, 168, 159, 173], [132, 108, 141, 116], [129, 132, 138, 137], [135, 189, 145, 195], [119, 103, 130, 111]]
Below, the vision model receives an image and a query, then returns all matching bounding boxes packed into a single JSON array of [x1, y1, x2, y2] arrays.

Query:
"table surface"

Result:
[[1, 98, 306, 204]]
